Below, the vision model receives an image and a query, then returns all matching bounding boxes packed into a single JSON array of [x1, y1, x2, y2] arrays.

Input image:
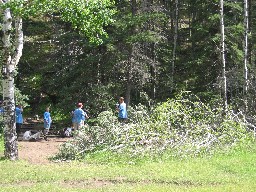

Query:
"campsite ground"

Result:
[[18, 137, 69, 164], [1, 137, 256, 191]]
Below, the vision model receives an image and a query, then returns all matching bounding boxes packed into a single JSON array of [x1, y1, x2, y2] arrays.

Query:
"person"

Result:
[[0, 101, 4, 115], [73, 103, 89, 131], [116, 97, 128, 123], [15, 105, 23, 136], [23, 130, 41, 141], [43, 107, 52, 141]]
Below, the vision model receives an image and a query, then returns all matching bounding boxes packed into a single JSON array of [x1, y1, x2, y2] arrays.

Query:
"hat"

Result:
[[77, 103, 83, 107]]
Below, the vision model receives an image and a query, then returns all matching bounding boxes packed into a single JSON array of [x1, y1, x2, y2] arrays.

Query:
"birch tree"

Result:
[[243, 0, 249, 110], [220, 0, 228, 112], [1, 0, 23, 160], [0, 0, 115, 160]]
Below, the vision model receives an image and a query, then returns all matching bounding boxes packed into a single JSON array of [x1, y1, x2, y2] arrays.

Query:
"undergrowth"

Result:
[[53, 93, 255, 162]]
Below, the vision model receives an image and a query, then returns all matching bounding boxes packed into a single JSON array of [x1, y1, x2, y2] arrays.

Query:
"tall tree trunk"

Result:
[[220, 0, 228, 111], [125, 0, 137, 108], [171, 0, 179, 93], [125, 68, 132, 108], [13, 18, 24, 66], [2, 7, 18, 160], [1, 0, 24, 160], [247, 0, 252, 65], [152, 43, 157, 99], [243, 0, 249, 111]]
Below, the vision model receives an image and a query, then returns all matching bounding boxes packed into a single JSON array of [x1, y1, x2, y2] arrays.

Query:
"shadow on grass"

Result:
[[0, 156, 6, 161]]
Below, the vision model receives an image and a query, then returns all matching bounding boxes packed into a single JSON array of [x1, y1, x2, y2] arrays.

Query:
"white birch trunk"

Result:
[[2, 6, 18, 160], [1, 0, 24, 160], [243, 0, 249, 97], [220, 0, 228, 112], [13, 17, 24, 66]]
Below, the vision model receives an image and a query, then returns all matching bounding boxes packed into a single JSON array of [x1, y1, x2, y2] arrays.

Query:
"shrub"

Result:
[[54, 93, 255, 161]]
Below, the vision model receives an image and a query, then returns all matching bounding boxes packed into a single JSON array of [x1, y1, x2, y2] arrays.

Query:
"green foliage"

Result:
[[14, 88, 29, 107], [54, 93, 254, 161], [2, 0, 116, 44], [56, 0, 116, 44]]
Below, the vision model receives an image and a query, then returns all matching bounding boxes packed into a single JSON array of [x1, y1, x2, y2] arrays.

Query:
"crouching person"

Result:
[[23, 130, 41, 141]]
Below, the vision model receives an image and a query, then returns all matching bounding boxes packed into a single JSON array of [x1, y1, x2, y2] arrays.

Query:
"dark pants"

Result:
[[16, 123, 22, 136], [118, 117, 127, 123]]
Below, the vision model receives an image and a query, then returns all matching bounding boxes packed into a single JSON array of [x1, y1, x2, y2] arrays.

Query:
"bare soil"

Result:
[[18, 137, 69, 164]]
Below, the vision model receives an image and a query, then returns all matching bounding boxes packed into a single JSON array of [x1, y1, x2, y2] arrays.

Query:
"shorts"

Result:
[[73, 121, 84, 131], [44, 121, 51, 129]]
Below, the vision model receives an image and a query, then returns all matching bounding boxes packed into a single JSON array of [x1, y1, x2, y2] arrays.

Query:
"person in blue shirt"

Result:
[[0, 102, 4, 115], [116, 97, 128, 123], [15, 105, 23, 136], [43, 107, 52, 141], [73, 103, 89, 131]]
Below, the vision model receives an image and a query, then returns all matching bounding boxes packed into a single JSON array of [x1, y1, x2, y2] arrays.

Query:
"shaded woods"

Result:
[[17, 0, 256, 116], [1, 0, 256, 159]]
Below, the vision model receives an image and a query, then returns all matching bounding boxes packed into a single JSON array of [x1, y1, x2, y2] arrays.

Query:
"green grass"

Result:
[[0, 137, 256, 191]]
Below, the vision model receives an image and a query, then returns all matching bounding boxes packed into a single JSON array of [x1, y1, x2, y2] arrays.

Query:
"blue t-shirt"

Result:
[[73, 108, 86, 123], [44, 111, 52, 124], [0, 107, 4, 115], [15, 107, 23, 124], [118, 103, 127, 119]]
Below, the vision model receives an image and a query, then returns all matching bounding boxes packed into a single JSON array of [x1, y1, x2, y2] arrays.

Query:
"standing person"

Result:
[[43, 107, 52, 141], [0, 101, 4, 115], [15, 105, 23, 136], [73, 103, 89, 131], [116, 97, 128, 123]]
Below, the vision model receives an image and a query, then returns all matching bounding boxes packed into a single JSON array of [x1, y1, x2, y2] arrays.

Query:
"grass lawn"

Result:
[[0, 138, 256, 192]]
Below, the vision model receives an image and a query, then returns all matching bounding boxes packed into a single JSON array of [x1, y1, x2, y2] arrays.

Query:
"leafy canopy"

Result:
[[2, 0, 116, 44]]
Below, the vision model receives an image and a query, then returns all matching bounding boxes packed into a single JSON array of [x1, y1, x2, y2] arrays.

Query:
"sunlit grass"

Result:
[[0, 138, 256, 192]]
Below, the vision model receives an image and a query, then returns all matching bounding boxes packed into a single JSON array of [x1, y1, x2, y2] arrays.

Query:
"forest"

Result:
[[1, 0, 256, 160], [14, 0, 256, 117]]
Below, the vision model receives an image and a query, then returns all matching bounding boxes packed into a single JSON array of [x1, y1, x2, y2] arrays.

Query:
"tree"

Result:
[[0, 0, 115, 160], [171, 0, 179, 94], [243, 0, 249, 111], [1, 1, 23, 160], [220, 0, 228, 111], [5, 0, 255, 133]]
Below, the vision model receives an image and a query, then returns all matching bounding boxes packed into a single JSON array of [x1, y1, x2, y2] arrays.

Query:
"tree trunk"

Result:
[[2, 7, 18, 160], [171, 0, 179, 93], [247, 0, 252, 65], [243, 0, 249, 93], [1, 0, 24, 160], [220, 0, 228, 111], [124, 0, 138, 108], [13, 18, 24, 66], [243, 0, 249, 111], [125, 71, 132, 108]]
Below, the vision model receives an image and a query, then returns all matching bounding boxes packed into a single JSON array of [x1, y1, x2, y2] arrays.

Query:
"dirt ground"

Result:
[[18, 137, 70, 164]]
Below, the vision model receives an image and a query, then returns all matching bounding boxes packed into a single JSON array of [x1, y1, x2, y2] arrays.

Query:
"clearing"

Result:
[[18, 137, 69, 164]]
